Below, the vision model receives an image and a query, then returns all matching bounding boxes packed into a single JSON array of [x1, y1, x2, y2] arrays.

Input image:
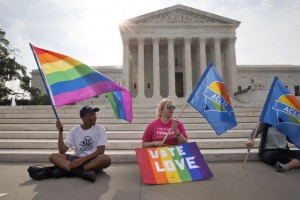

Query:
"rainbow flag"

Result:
[[135, 142, 213, 184], [187, 63, 237, 135], [30, 44, 132, 122], [260, 76, 300, 148], [107, 91, 132, 121]]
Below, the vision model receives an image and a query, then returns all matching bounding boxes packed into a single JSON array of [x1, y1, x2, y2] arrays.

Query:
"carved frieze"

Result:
[[134, 8, 229, 24]]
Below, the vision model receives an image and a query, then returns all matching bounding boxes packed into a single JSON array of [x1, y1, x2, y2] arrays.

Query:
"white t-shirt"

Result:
[[265, 126, 288, 149], [64, 124, 108, 157]]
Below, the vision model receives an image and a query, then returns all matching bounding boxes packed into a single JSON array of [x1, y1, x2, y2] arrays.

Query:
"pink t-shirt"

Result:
[[142, 118, 188, 146]]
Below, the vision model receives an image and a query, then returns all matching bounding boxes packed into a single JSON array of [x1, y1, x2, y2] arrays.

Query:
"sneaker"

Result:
[[52, 167, 67, 178], [275, 162, 289, 172], [82, 170, 96, 182]]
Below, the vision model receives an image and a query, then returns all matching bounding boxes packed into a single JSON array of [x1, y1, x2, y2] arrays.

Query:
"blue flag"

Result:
[[187, 63, 237, 135], [260, 76, 300, 149]]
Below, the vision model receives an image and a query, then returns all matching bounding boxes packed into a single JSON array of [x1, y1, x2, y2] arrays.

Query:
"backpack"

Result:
[[27, 165, 55, 180]]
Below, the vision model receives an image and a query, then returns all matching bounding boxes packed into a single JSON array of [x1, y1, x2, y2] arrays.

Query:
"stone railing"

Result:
[[233, 88, 250, 96]]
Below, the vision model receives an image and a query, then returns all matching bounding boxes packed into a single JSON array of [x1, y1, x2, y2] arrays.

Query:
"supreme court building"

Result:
[[119, 4, 239, 99], [31, 4, 300, 104]]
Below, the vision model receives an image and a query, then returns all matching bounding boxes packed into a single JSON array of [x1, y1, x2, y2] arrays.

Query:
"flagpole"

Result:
[[242, 122, 260, 168], [162, 102, 188, 144], [29, 43, 60, 122]]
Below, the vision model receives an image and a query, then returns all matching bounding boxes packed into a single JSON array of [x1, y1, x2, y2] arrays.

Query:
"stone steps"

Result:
[[0, 116, 260, 123], [0, 123, 257, 131], [0, 104, 263, 162], [0, 130, 252, 139], [0, 104, 263, 111], [0, 138, 261, 149], [0, 148, 259, 162]]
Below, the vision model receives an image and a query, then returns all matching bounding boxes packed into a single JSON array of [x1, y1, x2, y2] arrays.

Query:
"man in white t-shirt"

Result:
[[49, 106, 111, 182]]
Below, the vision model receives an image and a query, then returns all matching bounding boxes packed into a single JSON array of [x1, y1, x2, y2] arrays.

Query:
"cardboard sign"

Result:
[[135, 142, 213, 184]]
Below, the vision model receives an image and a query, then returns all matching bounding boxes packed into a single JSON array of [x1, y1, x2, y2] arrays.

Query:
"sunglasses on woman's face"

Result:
[[167, 105, 176, 110]]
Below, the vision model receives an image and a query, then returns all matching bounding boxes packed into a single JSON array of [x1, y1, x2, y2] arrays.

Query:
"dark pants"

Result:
[[261, 149, 300, 166]]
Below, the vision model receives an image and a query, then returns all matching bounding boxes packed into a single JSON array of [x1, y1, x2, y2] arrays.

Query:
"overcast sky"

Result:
[[1, 0, 300, 74]]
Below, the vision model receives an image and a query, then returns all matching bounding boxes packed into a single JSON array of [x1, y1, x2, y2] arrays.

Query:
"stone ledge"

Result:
[[0, 148, 259, 162]]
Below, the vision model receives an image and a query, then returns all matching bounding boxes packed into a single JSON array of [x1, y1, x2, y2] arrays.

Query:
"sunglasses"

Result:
[[167, 105, 176, 110]]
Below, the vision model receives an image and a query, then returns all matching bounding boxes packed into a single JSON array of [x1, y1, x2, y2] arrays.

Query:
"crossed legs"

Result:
[[49, 153, 111, 182], [49, 153, 111, 172]]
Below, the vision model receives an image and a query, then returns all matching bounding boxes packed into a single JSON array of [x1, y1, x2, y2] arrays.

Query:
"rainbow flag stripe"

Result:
[[31, 44, 132, 122], [107, 91, 132, 121], [135, 142, 213, 184]]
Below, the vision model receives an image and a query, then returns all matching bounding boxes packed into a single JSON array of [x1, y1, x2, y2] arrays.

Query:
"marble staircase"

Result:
[[0, 103, 263, 163]]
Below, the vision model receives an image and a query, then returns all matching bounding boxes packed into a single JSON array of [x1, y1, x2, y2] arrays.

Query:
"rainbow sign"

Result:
[[135, 142, 213, 184]]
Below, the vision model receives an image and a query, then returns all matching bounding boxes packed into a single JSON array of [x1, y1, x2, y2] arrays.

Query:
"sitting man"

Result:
[[49, 105, 111, 182]]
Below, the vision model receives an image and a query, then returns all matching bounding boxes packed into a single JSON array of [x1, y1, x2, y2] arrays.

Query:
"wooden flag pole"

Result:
[[29, 43, 62, 131], [29, 43, 59, 120], [162, 102, 188, 144], [242, 122, 261, 168]]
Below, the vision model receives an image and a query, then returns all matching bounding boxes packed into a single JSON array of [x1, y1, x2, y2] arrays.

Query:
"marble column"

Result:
[[228, 37, 238, 96], [167, 37, 177, 98], [136, 38, 146, 98], [184, 37, 193, 96], [152, 37, 161, 98], [122, 38, 130, 90], [199, 37, 207, 75], [223, 40, 230, 87], [214, 38, 223, 78]]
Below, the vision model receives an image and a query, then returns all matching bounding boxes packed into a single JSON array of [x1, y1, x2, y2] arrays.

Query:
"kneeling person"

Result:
[[49, 105, 111, 182]]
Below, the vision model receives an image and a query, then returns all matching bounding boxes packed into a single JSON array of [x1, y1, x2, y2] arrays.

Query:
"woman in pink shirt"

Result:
[[142, 99, 188, 147]]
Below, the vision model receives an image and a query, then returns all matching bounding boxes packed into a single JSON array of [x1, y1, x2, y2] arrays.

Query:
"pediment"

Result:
[[127, 4, 240, 25]]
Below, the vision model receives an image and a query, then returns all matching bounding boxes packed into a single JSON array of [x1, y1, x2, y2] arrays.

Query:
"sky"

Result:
[[1, 0, 300, 75]]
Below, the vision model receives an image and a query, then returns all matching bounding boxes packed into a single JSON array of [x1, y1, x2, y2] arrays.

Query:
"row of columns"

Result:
[[122, 37, 237, 98]]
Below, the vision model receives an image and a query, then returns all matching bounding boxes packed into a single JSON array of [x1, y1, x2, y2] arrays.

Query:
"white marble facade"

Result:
[[30, 4, 300, 104], [119, 4, 240, 98], [236, 65, 300, 102]]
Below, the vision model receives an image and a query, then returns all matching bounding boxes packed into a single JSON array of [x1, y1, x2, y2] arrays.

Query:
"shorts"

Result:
[[65, 154, 91, 167], [65, 154, 111, 170]]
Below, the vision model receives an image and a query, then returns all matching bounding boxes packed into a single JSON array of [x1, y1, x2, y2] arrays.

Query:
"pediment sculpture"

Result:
[[134, 8, 229, 24]]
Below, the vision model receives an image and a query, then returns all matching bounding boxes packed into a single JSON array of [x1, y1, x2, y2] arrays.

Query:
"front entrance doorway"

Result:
[[175, 72, 184, 97]]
